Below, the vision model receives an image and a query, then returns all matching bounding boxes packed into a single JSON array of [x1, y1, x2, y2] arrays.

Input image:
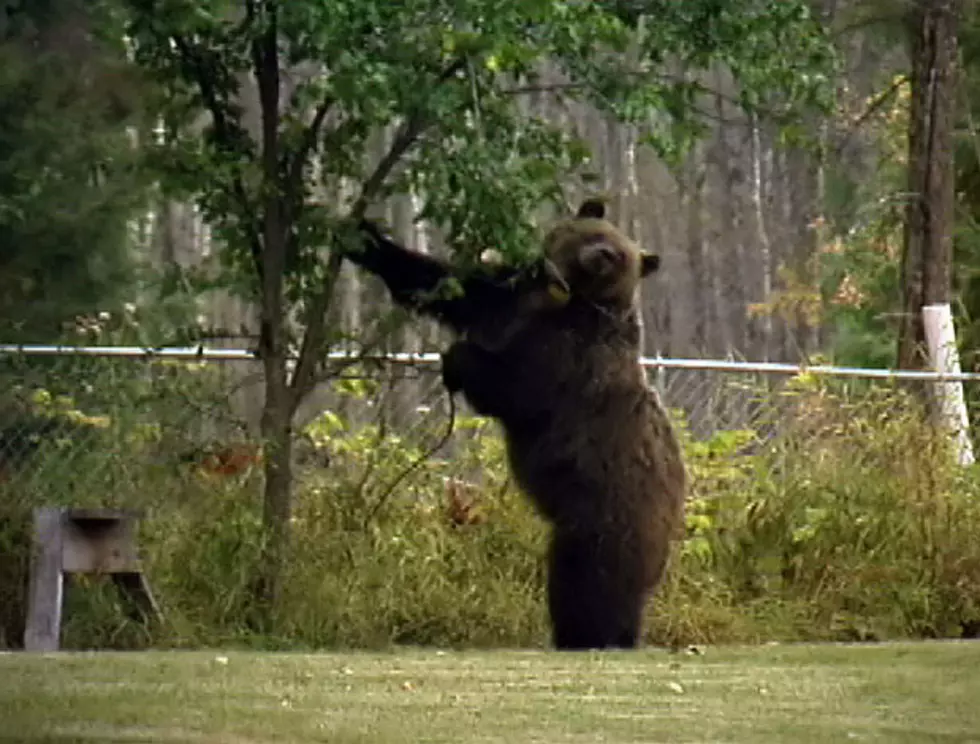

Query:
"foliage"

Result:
[[821, 5, 980, 371], [0, 0, 154, 341], [125, 0, 834, 274], [951, 8, 980, 370], [818, 74, 910, 369], [3, 353, 980, 650], [655, 372, 980, 645]]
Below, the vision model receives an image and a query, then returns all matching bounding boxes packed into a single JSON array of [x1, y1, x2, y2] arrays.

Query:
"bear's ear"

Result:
[[640, 253, 661, 277], [576, 199, 606, 220]]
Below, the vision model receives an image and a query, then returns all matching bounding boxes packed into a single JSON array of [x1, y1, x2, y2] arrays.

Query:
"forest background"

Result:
[[1, 0, 979, 651]]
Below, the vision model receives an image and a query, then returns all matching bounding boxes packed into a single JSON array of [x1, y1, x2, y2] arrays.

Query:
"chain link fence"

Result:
[[5, 344, 980, 650], [1, 344, 979, 509]]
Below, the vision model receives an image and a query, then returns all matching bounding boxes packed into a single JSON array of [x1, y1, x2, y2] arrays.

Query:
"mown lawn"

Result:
[[0, 641, 977, 743]]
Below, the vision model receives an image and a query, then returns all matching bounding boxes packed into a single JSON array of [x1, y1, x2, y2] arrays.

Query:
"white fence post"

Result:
[[922, 303, 975, 467]]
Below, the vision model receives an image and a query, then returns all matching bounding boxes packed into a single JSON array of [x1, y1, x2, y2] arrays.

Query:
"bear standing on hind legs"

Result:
[[348, 200, 687, 650]]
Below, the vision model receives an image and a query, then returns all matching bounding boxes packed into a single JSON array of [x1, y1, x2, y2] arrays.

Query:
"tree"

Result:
[[122, 0, 833, 618], [898, 0, 962, 369], [946, 5, 980, 367], [0, 0, 152, 341]]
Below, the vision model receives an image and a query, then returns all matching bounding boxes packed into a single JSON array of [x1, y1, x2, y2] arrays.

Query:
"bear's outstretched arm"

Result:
[[350, 219, 520, 334]]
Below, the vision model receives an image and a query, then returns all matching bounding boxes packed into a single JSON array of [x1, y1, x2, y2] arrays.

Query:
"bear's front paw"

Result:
[[441, 342, 470, 394]]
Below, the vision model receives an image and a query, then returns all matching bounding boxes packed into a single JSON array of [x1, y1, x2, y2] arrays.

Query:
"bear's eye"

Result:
[[582, 241, 623, 271], [597, 245, 623, 265]]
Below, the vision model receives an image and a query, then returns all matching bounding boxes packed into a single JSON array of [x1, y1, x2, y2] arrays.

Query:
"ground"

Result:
[[0, 642, 977, 743]]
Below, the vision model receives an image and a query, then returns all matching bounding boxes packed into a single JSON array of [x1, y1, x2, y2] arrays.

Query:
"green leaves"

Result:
[[0, 2, 152, 340], [120, 0, 835, 315], [407, 103, 591, 266]]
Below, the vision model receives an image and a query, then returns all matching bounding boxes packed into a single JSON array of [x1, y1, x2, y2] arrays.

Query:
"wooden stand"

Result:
[[23, 507, 161, 652]]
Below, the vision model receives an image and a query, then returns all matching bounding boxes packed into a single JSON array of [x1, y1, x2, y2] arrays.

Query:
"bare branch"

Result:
[[289, 250, 344, 402], [282, 95, 335, 269], [290, 56, 467, 404], [502, 69, 798, 127], [500, 81, 590, 96], [832, 75, 910, 158], [286, 96, 335, 199], [352, 120, 429, 218], [351, 56, 468, 218]]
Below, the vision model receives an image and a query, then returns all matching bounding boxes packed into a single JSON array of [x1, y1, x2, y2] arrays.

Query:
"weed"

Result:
[[2, 362, 979, 650]]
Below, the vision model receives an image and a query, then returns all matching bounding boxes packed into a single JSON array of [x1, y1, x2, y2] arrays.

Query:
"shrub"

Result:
[[652, 374, 980, 646], [3, 361, 979, 650]]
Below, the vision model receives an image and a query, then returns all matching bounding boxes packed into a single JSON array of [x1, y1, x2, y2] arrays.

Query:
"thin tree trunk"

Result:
[[811, 121, 830, 355], [257, 360, 293, 616], [776, 146, 794, 361], [683, 141, 709, 354], [622, 126, 647, 357], [638, 154, 672, 358], [714, 69, 747, 357], [253, 12, 295, 617], [898, 0, 960, 369], [749, 113, 773, 363], [704, 148, 731, 358], [811, 0, 840, 356]]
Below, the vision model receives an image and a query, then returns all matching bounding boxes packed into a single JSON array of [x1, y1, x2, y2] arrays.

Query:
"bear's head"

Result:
[[542, 199, 660, 310]]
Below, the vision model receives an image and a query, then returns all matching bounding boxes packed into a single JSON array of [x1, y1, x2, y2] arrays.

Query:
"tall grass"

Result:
[[2, 364, 979, 650], [654, 373, 980, 645]]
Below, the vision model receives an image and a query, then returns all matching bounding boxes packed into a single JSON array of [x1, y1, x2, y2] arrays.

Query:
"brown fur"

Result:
[[350, 200, 686, 649], [441, 200, 686, 649]]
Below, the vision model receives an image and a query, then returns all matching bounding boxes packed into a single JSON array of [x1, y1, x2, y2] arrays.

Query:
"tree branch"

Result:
[[500, 80, 590, 96], [171, 34, 264, 280], [832, 75, 910, 158], [282, 95, 335, 270], [289, 249, 345, 403], [290, 55, 468, 404], [350, 56, 468, 218], [286, 96, 335, 201], [502, 69, 798, 127]]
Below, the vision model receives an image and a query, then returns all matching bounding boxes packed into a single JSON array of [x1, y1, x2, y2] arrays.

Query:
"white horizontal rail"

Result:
[[2, 343, 980, 382]]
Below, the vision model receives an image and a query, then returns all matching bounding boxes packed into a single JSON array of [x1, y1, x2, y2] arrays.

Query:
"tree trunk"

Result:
[[638, 154, 673, 358], [253, 13, 295, 620], [683, 141, 709, 354], [714, 68, 747, 357], [621, 126, 647, 357], [749, 113, 774, 363], [257, 358, 293, 616], [898, 0, 960, 370]]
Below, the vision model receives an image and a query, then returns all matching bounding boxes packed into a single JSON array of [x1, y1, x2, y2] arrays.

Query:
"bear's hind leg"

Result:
[[546, 532, 645, 650]]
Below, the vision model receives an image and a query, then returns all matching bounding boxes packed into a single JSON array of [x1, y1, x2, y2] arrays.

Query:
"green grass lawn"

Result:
[[0, 641, 977, 743]]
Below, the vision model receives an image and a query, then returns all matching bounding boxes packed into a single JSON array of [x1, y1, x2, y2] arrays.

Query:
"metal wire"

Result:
[[3, 344, 980, 382]]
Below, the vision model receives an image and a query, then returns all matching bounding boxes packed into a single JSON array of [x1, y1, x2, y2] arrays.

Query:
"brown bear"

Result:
[[349, 200, 687, 650]]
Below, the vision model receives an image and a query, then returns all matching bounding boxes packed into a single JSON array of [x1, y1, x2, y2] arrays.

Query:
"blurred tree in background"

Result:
[[0, 0, 155, 342]]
